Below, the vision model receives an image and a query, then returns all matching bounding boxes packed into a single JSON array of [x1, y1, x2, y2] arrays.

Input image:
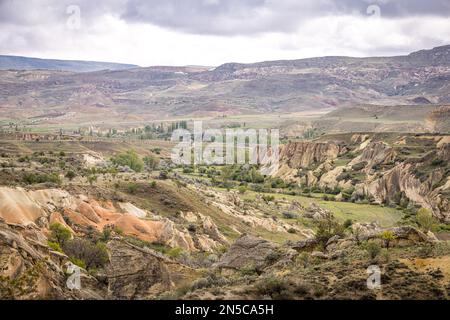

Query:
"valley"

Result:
[[0, 46, 449, 301]]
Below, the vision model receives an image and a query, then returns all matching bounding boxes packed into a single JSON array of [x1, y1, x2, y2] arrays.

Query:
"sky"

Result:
[[1, 0, 450, 67]]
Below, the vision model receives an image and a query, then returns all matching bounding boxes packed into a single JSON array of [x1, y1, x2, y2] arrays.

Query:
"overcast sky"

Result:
[[1, 0, 450, 66]]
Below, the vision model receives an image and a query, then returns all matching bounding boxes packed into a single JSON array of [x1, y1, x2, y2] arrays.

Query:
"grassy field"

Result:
[[240, 191, 404, 227]]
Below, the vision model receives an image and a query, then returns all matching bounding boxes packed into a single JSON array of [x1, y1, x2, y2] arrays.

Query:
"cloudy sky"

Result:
[[1, 0, 450, 66]]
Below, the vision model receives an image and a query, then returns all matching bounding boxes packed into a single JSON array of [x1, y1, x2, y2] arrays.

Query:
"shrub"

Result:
[[182, 167, 194, 174], [167, 247, 184, 259], [100, 227, 112, 242], [315, 215, 345, 245], [366, 242, 381, 260], [49, 223, 72, 245], [87, 175, 97, 186], [22, 172, 61, 185], [380, 231, 396, 249], [47, 241, 63, 253], [111, 150, 144, 172], [343, 219, 353, 229], [238, 185, 247, 194], [143, 155, 159, 171], [431, 159, 444, 166], [65, 170, 76, 181], [127, 183, 139, 194], [262, 195, 275, 203], [265, 251, 282, 264], [254, 277, 293, 300], [63, 239, 109, 270], [416, 208, 436, 232], [70, 258, 87, 269], [240, 264, 259, 276]]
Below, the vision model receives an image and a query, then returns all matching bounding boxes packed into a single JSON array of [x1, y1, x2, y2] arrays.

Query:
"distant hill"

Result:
[[0, 45, 450, 122], [0, 55, 139, 72]]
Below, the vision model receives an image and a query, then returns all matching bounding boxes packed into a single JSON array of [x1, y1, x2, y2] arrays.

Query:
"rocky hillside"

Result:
[[1, 45, 450, 121], [272, 133, 450, 222]]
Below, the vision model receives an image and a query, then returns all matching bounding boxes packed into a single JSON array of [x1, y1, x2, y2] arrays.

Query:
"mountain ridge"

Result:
[[0, 45, 450, 121], [0, 55, 139, 72]]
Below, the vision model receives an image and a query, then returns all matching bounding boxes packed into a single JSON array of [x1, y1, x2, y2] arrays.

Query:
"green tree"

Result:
[[143, 155, 160, 171], [49, 223, 71, 245], [381, 230, 396, 249], [416, 208, 436, 232], [111, 150, 144, 172]]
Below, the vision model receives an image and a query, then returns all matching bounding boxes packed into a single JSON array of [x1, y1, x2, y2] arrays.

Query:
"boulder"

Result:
[[291, 238, 319, 252], [105, 240, 173, 299], [303, 203, 333, 220], [214, 235, 277, 270]]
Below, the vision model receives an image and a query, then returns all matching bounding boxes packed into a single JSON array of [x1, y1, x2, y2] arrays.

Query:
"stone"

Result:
[[214, 235, 277, 269]]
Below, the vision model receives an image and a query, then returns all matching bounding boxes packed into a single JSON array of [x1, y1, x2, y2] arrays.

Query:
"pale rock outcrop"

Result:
[[214, 235, 277, 270], [349, 141, 396, 169], [118, 202, 147, 218], [0, 220, 105, 299], [363, 163, 449, 221], [0, 187, 201, 251], [278, 142, 345, 169], [105, 240, 173, 299], [303, 203, 333, 220]]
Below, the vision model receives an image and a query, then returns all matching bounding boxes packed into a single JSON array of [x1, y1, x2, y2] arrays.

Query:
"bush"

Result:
[[238, 185, 247, 194], [416, 208, 436, 232], [240, 264, 259, 276], [47, 241, 63, 253], [111, 150, 144, 172], [254, 277, 294, 300], [65, 170, 76, 181], [431, 159, 444, 166], [49, 223, 71, 245], [127, 183, 139, 194], [143, 155, 160, 171], [315, 215, 345, 245], [100, 227, 112, 242], [63, 239, 109, 270], [262, 195, 275, 202], [167, 247, 184, 259], [380, 230, 396, 249], [343, 219, 353, 229], [22, 172, 62, 185], [70, 258, 87, 269], [87, 175, 97, 186], [182, 167, 194, 174], [365, 242, 381, 260]]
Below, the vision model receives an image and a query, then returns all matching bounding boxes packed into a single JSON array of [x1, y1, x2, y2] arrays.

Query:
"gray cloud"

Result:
[[118, 0, 450, 36], [337, 0, 450, 18], [0, 0, 450, 66], [1, 0, 450, 36]]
